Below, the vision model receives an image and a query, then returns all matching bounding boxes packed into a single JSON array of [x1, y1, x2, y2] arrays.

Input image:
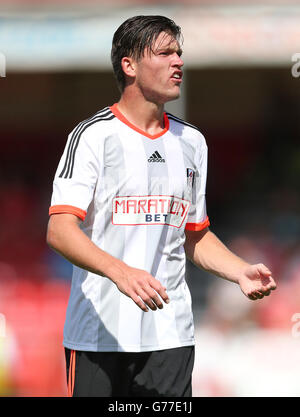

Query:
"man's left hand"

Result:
[[238, 263, 277, 300]]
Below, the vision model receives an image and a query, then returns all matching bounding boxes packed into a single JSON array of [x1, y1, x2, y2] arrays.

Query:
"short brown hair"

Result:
[[111, 15, 182, 92]]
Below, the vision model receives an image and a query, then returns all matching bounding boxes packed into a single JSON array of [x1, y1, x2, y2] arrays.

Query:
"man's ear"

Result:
[[121, 57, 136, 78]]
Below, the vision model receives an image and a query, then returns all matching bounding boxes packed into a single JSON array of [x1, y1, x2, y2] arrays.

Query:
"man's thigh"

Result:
[[65, 349, 132, 397], [131, 346, 195, 397]]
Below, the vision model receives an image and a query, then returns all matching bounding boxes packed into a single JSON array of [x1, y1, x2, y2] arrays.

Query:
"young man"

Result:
[[47, 15, 276, 397]]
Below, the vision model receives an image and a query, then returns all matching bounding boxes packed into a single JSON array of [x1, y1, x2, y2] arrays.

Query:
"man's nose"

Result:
[[174, 53, 184, 68]]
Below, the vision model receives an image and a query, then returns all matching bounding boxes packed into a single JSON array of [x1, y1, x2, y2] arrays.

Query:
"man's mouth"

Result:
[[171, 71, 183, 82]]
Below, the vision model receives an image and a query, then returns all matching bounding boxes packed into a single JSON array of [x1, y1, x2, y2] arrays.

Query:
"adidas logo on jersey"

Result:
[[148, 151, 165, 163]]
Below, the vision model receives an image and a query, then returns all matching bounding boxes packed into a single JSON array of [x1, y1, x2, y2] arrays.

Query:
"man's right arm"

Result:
[[46, 213, 169, 312]]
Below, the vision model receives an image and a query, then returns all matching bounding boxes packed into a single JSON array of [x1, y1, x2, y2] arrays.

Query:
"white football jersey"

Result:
[[49, 104, 210, 352]]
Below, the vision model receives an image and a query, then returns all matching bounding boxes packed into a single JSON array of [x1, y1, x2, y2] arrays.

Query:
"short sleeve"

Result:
[[185, 135, 210, 231], [49, 127, 100, 221]]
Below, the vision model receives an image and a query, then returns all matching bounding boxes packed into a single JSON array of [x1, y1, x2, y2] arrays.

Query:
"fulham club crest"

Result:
[[186, 168, 195, 188]]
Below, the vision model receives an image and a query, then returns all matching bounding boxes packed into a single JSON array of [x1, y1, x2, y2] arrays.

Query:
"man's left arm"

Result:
[[184, 227, 277, 300]]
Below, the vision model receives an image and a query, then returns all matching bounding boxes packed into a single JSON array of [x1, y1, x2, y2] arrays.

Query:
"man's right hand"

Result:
[[113, 266, 170, 312], [47, 213, 169, 312]]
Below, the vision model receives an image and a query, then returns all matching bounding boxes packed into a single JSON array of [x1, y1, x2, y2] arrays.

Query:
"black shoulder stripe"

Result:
[[167, 113, 200, 132], [59, 107, 111, 179], [68, 114, 115, 179], [59, 108, 114, 179], [59, 107, 110, 178], [66, 112, 114, 179]]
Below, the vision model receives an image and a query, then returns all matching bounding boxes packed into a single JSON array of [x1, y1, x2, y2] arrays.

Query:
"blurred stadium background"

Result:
[[0, 0, 300, 397]]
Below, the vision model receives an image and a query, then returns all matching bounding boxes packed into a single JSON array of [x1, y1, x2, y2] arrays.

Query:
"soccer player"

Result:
[[47, 15, 277, 397]]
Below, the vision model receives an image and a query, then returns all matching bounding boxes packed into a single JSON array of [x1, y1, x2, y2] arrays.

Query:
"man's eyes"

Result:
[[158, 51, 182, 56]]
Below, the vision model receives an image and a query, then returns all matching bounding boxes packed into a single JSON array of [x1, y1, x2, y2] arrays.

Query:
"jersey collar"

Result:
[[110, 103, 169, 140]]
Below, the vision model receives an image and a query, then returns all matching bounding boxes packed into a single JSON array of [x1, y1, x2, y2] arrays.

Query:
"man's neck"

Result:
[[117, 91, 166, 136]]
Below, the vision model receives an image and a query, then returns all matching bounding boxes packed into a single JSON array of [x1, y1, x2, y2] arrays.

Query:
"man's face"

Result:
[[133, 31, 184, 104]]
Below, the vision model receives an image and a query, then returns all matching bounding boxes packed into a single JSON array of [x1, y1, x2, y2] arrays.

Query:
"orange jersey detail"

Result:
[[185, 216, 210, 231], [49, 205, 86, 221]]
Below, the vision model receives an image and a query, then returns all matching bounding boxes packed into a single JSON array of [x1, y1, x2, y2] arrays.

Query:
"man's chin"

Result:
[[164, 90, 181, 103], [147, 88, 181, 105]]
